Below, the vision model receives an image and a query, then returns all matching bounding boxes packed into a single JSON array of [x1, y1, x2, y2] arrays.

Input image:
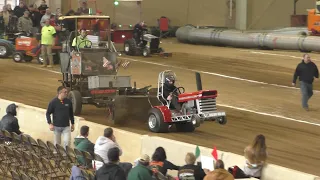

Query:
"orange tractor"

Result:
[[307, 1, 320, 36], [12, 32, 62, 64]]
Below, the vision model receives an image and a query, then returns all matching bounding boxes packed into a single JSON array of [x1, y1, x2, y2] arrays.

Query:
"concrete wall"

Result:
[[0, 98, 319, 180], [60, 0, 314, 30]]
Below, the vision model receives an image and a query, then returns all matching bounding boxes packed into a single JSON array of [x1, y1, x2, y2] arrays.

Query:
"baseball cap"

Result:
[[139, 154, 150, 163]]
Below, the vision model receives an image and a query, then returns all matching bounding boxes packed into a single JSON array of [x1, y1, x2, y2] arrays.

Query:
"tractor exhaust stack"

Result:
[[195, 72, 202, 91]]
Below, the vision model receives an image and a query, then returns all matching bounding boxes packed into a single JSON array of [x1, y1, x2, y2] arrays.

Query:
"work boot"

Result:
[[41, 64, 47, 68], [47, 65, 53, 68]]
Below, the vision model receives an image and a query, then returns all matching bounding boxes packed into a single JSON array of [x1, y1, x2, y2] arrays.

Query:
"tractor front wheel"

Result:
[[217, 116, 227, 125], [142, 48, 150, 57], [148, 108, 169, 133], [68, 90, 82, 116], [12, 52, 24, 63]]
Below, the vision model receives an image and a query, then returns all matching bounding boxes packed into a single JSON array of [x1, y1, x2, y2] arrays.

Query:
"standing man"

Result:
[[292, 54, 319, 111], [46, 86, 75, 149], [41, 18, 56, 68]]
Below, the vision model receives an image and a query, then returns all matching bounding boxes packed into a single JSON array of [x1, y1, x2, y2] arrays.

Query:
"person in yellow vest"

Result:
[[72, 28, 91, 49], [41, 18, 56, 68]]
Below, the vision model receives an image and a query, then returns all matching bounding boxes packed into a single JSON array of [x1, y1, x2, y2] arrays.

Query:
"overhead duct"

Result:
[[175, 25, 317, 52]]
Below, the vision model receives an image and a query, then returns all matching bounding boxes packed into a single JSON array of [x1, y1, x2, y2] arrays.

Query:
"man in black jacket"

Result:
[[133, 21, 145, 46], [46, 86, 75, 148], [0, 103, 22, 135], [95, 147, 126, 180], [292, 54, 319, 111]]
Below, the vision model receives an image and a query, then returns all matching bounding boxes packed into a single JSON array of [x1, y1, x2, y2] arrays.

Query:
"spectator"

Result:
[[17, 10, 33, 33], [95, 147, 126, 180], [74, 125, 95, 155], [204, 160, 234, 180], [178, 153, 205, 180], [6, 11, 18, 33], [77, 2, 89, 15], [40, 18, 56, 68], [2, 5, 10, 27], [6, 4, 13, 13], [64, 10, 75, 32], [127, 154, 153, 180], [38, 0, 48, 16], [149, 147, 180, 176], [94, 127, 122, 163], [28, 4, 41, 30], [46, 86, 75, 148], [70, 165, 87, 180], [14, 1, 27, 18], [0, 103, 22, 135], [243, 134, 267, 179], [40, 8, 51, 27]]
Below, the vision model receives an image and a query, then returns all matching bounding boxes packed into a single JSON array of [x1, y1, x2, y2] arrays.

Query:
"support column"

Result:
[[235, 0, 247, 30]]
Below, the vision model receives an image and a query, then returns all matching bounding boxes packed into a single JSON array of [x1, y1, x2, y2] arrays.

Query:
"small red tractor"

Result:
[[12, 32, 61, 64], [147, 70, 227, 133]]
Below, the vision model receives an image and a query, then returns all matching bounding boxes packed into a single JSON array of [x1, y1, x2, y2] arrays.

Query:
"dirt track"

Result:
[[1, 39, 320, 176]]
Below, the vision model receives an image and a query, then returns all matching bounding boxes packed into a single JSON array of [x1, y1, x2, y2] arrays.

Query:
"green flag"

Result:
[[195, 146, 200, 159]]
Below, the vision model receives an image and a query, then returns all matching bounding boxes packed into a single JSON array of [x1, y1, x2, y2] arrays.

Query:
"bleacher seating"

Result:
[[0, 130, 98, 180]]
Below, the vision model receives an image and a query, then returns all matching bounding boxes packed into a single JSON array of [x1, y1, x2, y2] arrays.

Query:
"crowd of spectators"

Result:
[[0, 89, 268, 180], [0, 0, 96, 36]]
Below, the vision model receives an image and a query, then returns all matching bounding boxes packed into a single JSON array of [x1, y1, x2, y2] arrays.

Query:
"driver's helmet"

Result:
[[165, 75, 175, 86]]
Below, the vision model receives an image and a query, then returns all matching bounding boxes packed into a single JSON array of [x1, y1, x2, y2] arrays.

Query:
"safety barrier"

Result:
[[0, 98, 318, 180]]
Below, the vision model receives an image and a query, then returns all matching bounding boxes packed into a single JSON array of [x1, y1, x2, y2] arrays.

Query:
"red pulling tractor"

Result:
[[147, 70, 227, 133]]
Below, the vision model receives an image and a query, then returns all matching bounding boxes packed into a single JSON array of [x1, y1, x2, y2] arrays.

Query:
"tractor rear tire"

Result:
[[68, 90, 82, 116], [176, 122, 196, 132], [148, 108, 169, 133], [12, 52, 24, 63], [0, 43, 11, 58], [124, 39, 138, 56]]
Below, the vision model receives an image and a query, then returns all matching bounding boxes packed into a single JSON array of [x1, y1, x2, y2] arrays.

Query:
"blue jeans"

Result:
[[54, 126, 71, 149], [300, 81, 313, 108]]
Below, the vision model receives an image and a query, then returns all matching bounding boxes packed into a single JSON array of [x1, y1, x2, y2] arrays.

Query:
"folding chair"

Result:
[[94, 153, 105, 163], [4, 146, 20, 172], [158, 16, 170, 38], [10, 170, 21, 180], [3, 130, 14, 146], [11, 132, 24, 150], [46, 141, 64, 171], [74, 148, 85, 166], [30, 153, 48, 180], [83, 151, 94, 169], [88, 170, 96, 180], [36, 139, 50, 157], [40, 157, 69, 179], [20, 172, 31, 180], [80, 169, 90, 179], [56, 143, 72, 173], [66, 145, 77, 164], [26, 136, 40, 155]]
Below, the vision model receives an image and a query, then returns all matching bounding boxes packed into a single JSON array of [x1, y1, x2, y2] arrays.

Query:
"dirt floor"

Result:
[[1, 39, 320, 176]]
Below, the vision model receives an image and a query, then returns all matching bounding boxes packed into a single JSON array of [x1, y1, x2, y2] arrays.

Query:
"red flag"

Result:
[[211, 146, 218, 161]]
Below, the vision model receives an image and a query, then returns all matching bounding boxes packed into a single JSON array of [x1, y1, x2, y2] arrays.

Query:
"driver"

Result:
[[162, 75, 182, 111], [72, 28, 91, 49], [133, 21, 145, 45]]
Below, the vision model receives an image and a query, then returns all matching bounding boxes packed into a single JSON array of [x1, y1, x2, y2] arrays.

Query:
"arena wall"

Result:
[[0, 98, 319, 180], [60, 0, 314, 30]]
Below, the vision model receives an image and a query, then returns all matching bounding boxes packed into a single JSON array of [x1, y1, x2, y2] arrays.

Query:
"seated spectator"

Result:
[[70, 165, 87, 180], [149, 147, 180, 176], [95, 147, 126, 180], [127, 154, 153, 180], [74, 125, 95, 155], [243, 134, 267, 179], [94, 127, 122, 164], [0, 103, 22, 136], [178, 153, 205, 180], [204, 160, 234, 180]]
